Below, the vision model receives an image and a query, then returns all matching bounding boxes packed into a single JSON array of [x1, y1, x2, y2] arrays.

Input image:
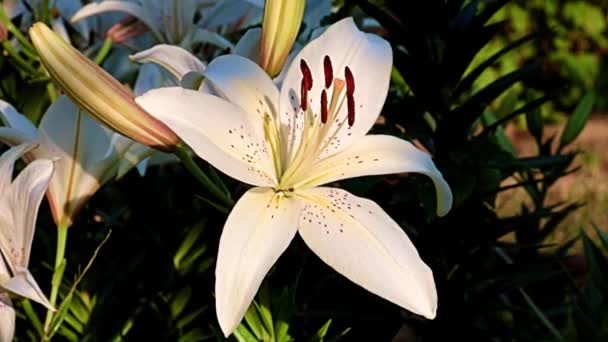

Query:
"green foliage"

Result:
[[1, 0, 605, 341]]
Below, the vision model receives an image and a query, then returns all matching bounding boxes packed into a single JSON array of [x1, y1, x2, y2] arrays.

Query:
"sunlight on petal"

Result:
[[136, 87, 277, 186], [296, 187, 438, 319], [295, 135, 453, 216], [215, 187, 300, 336]]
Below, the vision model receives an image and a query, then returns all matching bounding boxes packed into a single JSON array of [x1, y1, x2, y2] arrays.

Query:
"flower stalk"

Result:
[[43, 223, 69, 337], [175, 144, 233, 209]]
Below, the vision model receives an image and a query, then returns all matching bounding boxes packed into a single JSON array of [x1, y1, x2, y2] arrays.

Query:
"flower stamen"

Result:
[[323, 55, 333, 89], [321, 90, 328, 124], [345, 67, 355, 126], [300, 59, 313, 90]]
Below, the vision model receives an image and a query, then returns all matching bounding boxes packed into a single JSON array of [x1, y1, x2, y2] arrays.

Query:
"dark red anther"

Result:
[[300, 78, 308, 111], [345, 66, 355, 95], [321, 90, 328, 123], [323, 55, 333, 89], [347, 93, 355, 126], [300, 59, 313, 91]]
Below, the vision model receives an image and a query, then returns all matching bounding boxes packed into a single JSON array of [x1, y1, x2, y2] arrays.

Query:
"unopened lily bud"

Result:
[[29, 23, 180, 151], [259, 0, 305, 77], [107, 15, 149, 43]]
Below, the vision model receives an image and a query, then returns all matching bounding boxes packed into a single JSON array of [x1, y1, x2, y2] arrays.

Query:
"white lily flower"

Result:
[[0, 144, 54, 318], [136, 18, 453, 336], [71, 0, 235, 49], [0, 97, 126, 227]]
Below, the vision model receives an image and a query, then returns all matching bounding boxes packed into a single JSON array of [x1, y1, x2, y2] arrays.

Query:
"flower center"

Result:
[[277, 56, 357, 190]]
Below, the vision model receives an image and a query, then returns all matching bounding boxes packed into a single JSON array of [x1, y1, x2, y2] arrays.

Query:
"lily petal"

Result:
[[71, 1, 162, 40], [133, 63, 164, 96], [6, 158, 54, 268], [0, 294, 15, 342], [296, 187, 437, 319], [0, 143, 36, 198], [234, 28, 261, 63], [161, 0, 196, 43], [215, 187, 300, 336], [0, 100, 38, 140], [181, 28, 235, 51], [1, 268, 54, 310], [204, 55, 279, 129], [130, 44, 206, 82], [279, 17, 392, 160], [296, 135, 453, 216], [136, 87, 277, 186], [38, 96, 114, 227]]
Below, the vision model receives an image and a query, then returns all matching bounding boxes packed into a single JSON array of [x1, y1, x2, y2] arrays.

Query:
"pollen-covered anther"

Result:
[[321, 89, 328, 124], [300, 78, 308, 111], [323, 55, 333, 89], [300, 59, 313, 90], [344, 66, 356, 126], [345, 66, 355, 95]]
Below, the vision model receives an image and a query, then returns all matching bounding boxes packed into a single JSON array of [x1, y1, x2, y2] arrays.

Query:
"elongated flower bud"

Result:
[[259, 0, 305, 77], [29, 23, 180, 151]]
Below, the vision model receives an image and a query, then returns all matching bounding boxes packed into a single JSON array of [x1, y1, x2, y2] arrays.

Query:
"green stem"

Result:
[[46, 82, 58, 102], [43, 223, 69, 338], [94, 37, 114, 65], [175, 144, 233, 208], [1, 41, 40, 75], [0, 6, 37, 56]]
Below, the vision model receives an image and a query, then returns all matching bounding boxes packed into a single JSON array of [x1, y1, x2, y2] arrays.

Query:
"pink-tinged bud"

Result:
[[29, 23, 180, 152], [259, 0, 306, 77], [106, 16, 149, 43]]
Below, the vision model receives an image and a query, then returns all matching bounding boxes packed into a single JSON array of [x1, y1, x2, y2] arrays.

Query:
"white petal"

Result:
[[70, 1, 162, 40], [296, 187, 437, 318], [279, 18, 392, 160], [161, 0, 196, 43], [38, 96, 115, 226], [200, 0, 263, 29], [296, 135, 453, 216], [234, 28, 261, 63], [0, 143, 37, 197], [0, 100, 38, 139], [181, 28, 235, 51], [133, 63, 164, 96], [130, 44, 206, 82], [203, 55, 279, 130], [116, 143, 155, 179], [0, 146, 47, 271], [136, 87, 277, 186], [1, 268, 54, 310], [0, 294, 15, 342], [215, 187, 300, 336], [4, 159, 54, 268]]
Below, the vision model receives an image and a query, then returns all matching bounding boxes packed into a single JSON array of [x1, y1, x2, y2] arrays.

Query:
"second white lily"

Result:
[[136, 18, 453, 336]]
